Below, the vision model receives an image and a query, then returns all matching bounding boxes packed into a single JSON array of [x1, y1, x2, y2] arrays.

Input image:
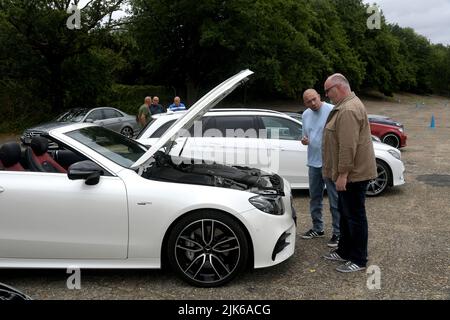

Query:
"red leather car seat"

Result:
[[26, 137, 67, 173], [0, 142, 25, 171]]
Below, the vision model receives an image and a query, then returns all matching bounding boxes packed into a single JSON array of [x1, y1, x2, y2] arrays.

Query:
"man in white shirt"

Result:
[[300, 89, 340, 248]]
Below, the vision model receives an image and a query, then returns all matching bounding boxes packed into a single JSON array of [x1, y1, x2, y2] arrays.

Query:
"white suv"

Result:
[[137, 108, 405, 196]]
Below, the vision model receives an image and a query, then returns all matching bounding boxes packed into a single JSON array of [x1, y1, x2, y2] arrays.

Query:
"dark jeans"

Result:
[[308, 167, 340, 235], [335, 181, 369, 267]]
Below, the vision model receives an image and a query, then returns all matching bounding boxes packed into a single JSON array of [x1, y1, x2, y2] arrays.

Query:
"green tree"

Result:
[[130, 0, 330, 102], [308, 0, 366, 90], [428, 44, 450, 95], [0, 0, 127, 113], [390, 25, 432, 93]]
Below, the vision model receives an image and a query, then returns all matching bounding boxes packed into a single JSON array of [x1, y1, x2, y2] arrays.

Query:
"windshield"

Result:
[[56, 109, 89, 122], [136, 117, 157, 139], [66, 127, 147, 168]]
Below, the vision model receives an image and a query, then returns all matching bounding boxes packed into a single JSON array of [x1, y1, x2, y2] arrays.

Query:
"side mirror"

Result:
[[85, 119, 94, 123], [68, 160, 103, 185]]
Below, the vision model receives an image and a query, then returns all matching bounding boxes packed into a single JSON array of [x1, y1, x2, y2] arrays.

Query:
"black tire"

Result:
[[366, 159, 391, 197], [120, 126, 134, 138], [382, 133, 400, 148], [167, 210, 248, 287]]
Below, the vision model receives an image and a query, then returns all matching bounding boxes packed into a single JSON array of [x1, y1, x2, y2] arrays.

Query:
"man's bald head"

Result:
[[303, 89, 322, 111], [303, 89, 319, 99]]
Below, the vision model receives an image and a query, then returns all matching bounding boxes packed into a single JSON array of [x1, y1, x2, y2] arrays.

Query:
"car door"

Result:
[[184, 116, 268, 167], [183, 116, 227, 164], [0, 169, 128, 259], [85, 109, 105, 126], [258, 115, 308, 188], [102, 108, 124, 132]]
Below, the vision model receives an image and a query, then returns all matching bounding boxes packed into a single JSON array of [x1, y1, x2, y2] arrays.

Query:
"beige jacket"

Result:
[[322, 93, 377, 183]]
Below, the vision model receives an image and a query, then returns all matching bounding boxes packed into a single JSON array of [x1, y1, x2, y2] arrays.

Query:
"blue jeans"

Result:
[[308, 166, 340, 235], [335, 181, 369, 267]]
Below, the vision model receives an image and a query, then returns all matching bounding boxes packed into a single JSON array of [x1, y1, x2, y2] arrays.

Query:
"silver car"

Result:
[[21, 107, 140, 144]]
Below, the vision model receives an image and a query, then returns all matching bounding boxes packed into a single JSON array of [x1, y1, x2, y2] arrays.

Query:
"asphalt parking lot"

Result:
[[0, 93, 449, 300]]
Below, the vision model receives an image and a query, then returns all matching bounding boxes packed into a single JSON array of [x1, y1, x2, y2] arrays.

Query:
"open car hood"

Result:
[[131, 69, 254, 169]]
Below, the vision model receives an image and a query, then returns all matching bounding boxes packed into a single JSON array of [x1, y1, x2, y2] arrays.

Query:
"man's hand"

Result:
[[336, 173, 348, 191], [301, 136, 309, 145]]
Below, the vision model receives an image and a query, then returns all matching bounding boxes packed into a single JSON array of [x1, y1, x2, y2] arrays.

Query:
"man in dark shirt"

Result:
[[150, 96, 166, 115]]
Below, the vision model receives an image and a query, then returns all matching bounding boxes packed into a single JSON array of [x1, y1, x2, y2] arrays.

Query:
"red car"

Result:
[[368, 114, 407, 148]]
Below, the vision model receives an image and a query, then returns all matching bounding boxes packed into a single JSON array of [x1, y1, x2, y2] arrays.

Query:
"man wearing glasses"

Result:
[[321, 74, 377, 273]]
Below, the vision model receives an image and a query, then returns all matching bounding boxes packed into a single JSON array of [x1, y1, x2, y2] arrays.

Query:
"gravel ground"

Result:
[[1, 93, 449, 300]]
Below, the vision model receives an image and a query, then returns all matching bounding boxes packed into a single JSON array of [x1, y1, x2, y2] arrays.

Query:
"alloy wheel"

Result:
[[382, 133, 400, 148], [366, 161, 389, 196], [120, 126, 133, 138], [173, 218, 242, 286]]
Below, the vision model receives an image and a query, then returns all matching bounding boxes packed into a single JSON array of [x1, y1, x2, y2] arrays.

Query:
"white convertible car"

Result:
[[0, 70, 296, 287]]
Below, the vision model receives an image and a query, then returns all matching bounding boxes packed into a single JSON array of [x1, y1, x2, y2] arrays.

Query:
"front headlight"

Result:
[[398, 127, 404, 133], [249, 195, 284, 215], [388, 149, 401, 160]]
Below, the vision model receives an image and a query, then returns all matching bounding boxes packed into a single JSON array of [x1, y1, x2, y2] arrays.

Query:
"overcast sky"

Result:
[[363, 0, 450, 45]]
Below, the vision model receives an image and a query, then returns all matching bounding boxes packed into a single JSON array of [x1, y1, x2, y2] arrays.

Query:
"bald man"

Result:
[[168, 96, 186, 111], [138, 96, 152, 127], [150, 96, 165, 115], [300, 89, 340, 248], [322, 74, 377, 273]]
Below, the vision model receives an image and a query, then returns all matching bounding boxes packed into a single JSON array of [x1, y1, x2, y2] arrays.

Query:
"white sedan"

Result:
[[137, 110, 405, 197], [0, 70, 296, 287]]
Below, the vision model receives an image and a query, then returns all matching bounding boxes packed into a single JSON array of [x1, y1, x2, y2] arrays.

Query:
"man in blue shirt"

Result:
[[168, 96, 186, 111], [300, 89, 340, 248]]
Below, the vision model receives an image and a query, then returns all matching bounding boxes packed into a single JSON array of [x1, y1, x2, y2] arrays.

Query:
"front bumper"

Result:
[[400, 134, 407, 148], [240, 207, 296, 268], [391, 158, 406, 187], [240, 179, 296, 268]]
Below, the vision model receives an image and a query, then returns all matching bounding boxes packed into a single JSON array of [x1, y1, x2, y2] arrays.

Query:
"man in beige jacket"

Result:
[[321, 74, 377, 273]]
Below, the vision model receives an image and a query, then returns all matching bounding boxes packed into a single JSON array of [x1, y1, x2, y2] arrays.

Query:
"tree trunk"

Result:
[[186, 79, 199, 107], [49, 61, 64, 114]]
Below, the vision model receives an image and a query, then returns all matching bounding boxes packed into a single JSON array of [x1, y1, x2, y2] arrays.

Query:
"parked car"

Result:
[[137, 108, 405, 197], [0, 70, 296, 287], [283, 111, 407, 149], [21, 107, 140, 144], [281, 111, 302, 122], [368, 114, 407, 148]]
